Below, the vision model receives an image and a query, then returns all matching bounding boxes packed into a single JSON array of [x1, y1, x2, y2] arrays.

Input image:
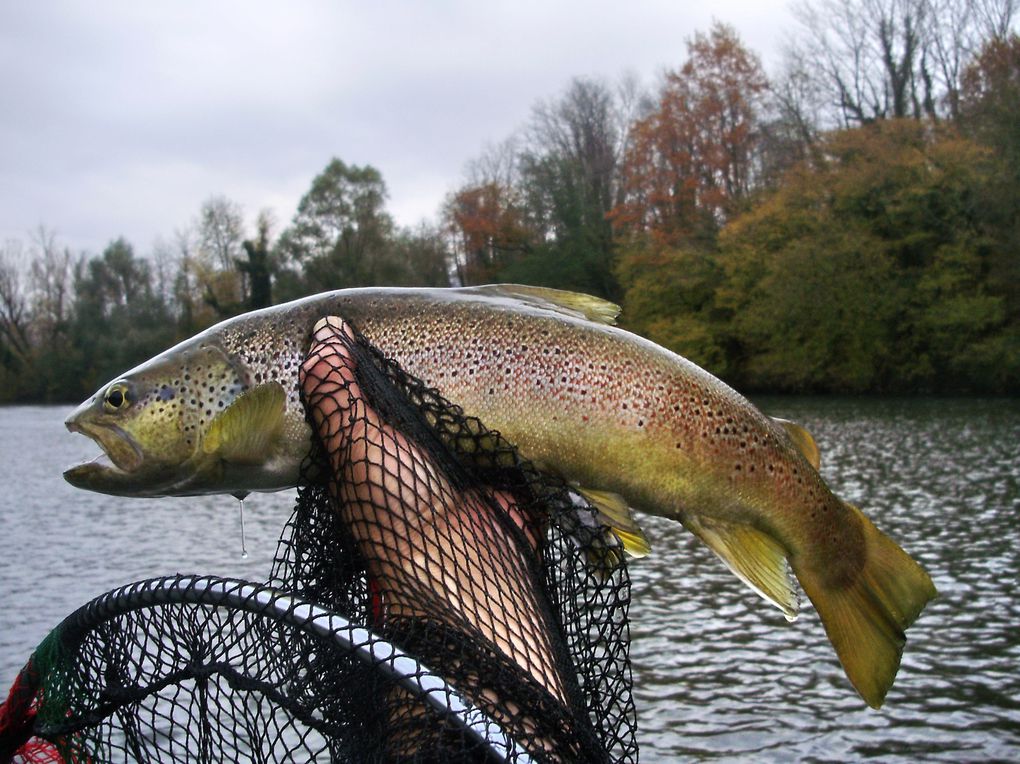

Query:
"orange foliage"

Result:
[[612, 23, 769, 246], [444, 182, 532, 284]]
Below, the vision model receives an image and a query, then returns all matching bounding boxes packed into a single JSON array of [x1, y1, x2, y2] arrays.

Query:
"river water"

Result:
[[1, 399, 1018, 761]]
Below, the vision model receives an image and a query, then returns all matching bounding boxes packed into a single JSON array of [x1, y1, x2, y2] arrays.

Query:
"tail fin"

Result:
[[798, 503, 937, 708]]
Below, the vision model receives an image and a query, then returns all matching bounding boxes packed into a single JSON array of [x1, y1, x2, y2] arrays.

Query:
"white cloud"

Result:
[[0, 0, 796, 255]]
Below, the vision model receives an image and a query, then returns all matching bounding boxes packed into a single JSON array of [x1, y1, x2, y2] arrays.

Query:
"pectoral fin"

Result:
[[686, 515, 800, 621], [202, 382, 286, 464], [773, 417, 821, 470]]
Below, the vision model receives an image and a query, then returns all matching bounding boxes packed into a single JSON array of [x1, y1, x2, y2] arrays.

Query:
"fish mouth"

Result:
[[64, 419, 145, 485]]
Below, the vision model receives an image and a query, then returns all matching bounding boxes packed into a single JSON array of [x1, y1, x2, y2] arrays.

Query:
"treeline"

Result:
[[1, 0, 1017, 403], [448, 2, 1020, 394]]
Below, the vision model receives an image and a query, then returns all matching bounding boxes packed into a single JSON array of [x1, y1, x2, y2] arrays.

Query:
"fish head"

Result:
[[64, 340, 252, 497]]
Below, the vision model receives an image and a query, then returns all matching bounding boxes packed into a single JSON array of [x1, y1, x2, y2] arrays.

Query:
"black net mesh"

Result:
[[0, 317, 638, 763]]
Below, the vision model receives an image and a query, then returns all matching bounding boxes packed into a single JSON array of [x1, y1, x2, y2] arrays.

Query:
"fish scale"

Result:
[[63, 284, 936, 709]]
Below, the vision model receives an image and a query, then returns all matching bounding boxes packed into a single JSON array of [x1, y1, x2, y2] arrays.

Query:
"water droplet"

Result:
[[238, 497, 248, 560]]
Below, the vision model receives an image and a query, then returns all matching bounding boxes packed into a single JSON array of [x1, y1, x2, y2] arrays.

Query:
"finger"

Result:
[[301, 317, 363, 443], [301, 317, 394, 471], [310, 315, 354, 345]]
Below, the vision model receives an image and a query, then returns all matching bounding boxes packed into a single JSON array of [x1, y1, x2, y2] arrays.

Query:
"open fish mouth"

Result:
[[64, 420, 144, 484]]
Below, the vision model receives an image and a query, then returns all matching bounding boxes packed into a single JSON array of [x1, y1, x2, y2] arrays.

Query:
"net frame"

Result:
[[0, 575, 526, 763]]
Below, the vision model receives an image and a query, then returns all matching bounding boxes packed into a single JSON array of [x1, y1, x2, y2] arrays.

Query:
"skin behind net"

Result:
[[275, 322, 637, 761], [0, 323, 637, 764]]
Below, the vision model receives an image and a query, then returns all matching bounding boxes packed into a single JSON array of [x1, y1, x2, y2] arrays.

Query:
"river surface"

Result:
[[1, 399, 1018, 761]]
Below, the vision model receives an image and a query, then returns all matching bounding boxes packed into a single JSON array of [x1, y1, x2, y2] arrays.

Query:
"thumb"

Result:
[[300, 316, 378, 451]]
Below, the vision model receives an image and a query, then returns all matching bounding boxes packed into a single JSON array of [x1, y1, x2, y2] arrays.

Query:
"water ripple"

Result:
[[2, 400, 1018, 761]]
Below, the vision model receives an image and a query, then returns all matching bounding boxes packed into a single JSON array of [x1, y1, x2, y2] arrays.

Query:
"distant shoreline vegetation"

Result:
[[2, 15, 1017, 402]]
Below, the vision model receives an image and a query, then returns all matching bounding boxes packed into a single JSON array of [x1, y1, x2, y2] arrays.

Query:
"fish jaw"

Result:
[[63, 397, 190, 497], [63, 404, 166, 496], [66, 406, 143, 470]]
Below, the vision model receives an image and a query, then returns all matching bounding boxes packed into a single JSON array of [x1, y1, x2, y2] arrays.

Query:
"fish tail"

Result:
[[798, 502, 937, 708]]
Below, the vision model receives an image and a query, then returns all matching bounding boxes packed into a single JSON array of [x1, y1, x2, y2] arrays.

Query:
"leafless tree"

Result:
[[527, 77, 621, 228], [790, 0, 1017, 125], [197, 194, 245, 271], [28, 225, 74, 345], [465, 135, 523, 192], [0, 239, 32, 365]]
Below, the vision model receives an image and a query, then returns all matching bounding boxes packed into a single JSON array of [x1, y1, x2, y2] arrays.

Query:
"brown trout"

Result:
[[64, 285, 936, 708]]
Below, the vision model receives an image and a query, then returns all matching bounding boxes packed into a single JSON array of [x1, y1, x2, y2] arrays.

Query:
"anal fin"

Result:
[[687, 515, 800, 621]]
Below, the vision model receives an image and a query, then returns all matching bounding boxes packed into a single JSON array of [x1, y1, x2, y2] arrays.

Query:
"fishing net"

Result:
[[0, 317, 638, 763]]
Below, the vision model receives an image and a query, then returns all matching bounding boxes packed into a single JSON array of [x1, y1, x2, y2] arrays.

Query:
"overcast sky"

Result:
[[1, 1, 798, 257]]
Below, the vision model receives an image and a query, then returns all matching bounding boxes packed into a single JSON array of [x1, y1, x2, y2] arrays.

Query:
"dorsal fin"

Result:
[[202, 382, 286, 464], [466, 284, 621, 325], [773, 417, 821, 470]]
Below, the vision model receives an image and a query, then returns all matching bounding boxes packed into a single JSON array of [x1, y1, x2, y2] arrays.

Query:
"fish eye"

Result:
[[103, 383, 133, 412]]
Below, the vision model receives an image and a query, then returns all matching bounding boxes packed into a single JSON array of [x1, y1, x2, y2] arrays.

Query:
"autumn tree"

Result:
[[614, 239, 732, 375], [613, 23, 770, 245], [960, 33, 1020, 165], [611, 24, 768, 367], [717, 120, 1018, 393], [958, 33, 1020, 325], [443, 180, 532, 285]]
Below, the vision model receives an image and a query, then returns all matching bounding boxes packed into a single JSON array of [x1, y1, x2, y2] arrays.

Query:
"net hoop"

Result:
[[3, 574, 532, 763]]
